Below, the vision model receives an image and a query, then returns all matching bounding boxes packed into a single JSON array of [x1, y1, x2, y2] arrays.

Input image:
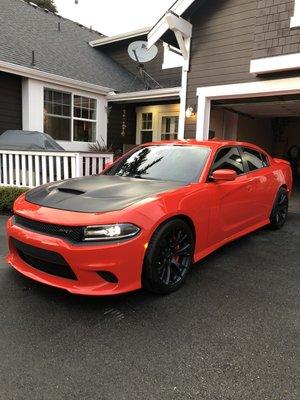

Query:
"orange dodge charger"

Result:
[[6, 140, 292, 295]]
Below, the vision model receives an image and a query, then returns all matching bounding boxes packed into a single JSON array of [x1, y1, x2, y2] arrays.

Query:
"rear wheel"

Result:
[[142, 219, 195, 294], [269, 187, 289, 230]]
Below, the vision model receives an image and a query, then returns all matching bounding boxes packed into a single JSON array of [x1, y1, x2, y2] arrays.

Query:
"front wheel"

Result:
[[269, 187, 289, 230], [142, 219, 195, 294]]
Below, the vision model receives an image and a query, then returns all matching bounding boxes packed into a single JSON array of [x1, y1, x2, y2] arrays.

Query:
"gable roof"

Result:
[[148, 0, 205, 49], [0, 0, 143, 92]]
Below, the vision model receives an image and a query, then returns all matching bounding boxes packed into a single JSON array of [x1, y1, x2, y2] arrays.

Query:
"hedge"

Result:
[[0, 186, 29, 213]]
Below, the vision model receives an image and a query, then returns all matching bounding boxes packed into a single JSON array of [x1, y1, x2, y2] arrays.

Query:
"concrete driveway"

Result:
[[0, 203, 299, 400]]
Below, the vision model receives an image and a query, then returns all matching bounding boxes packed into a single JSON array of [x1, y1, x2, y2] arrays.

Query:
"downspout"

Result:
[[178, 36, 191, 140]]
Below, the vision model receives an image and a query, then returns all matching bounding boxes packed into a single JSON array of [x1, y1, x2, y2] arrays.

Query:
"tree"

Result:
[[25, 0, 57, 13]]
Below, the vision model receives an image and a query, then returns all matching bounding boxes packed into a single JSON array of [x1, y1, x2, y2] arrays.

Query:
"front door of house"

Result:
[[136, 104, 180, 144]]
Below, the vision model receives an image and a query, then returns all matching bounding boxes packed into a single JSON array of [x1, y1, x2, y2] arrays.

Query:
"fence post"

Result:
[[75, 153, 81, 178]]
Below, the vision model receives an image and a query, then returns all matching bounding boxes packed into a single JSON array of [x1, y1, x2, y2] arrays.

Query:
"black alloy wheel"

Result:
[[270, 187, 289, 230], [142, 219, 195, 294]]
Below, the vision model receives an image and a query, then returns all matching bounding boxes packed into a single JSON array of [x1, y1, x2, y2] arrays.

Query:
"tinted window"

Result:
[[106, 145, 211, 183], [212, 147, 244, 175], [261, 153, 269, 167], [242, 147, 265, 171]]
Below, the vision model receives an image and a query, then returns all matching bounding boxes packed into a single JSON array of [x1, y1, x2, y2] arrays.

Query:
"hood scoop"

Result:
[[57, 188, 85, 195]]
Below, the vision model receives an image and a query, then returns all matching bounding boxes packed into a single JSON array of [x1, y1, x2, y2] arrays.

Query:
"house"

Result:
[[0, 0, 182, 153], [1, 0, 300, 173], [147, 0, 300, 167]]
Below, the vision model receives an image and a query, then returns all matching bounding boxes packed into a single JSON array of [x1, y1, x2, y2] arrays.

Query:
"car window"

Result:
[[106, 145, 211, 183], [212, 147, 244, 175], [242, 147, 266, 171], [260, 153, 270, 167]]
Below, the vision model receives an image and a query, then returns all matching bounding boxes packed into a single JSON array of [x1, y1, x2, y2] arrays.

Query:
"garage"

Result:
[[210, 94, 300, 187]]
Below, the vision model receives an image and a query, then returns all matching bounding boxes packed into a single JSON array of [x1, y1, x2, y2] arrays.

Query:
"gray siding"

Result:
[[0, 72, 22, 134], [101, 40, 181, 89], [253, 0, 300, 59], [185, 0, 258, 138]]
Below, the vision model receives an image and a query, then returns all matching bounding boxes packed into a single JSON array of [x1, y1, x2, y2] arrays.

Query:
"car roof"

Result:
[[0, 130, 65, 151], [141, 139, 268, 154]]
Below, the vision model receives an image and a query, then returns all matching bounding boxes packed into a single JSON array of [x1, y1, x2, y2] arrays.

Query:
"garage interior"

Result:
[[209, 94, 300, 208]]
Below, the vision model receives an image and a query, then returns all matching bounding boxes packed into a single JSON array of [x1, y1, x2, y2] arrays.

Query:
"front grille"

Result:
[[12, 238, 77, 280], [14, 215, 84, 242]]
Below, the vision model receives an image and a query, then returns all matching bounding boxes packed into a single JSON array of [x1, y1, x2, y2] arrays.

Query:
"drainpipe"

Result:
[[178, 69, 188, 140], [178, 36, 191, 140]]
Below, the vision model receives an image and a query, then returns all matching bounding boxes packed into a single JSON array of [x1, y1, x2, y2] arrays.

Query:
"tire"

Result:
[[269, 187, 289, 230], [142, 219, 195, 294]]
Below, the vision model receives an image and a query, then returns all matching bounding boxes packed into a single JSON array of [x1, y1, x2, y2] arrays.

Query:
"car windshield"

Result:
[[106, 145, 211, 183]]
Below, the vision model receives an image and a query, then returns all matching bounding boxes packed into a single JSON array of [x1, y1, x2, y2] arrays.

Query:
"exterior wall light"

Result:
[[185, 106, 195, 118]]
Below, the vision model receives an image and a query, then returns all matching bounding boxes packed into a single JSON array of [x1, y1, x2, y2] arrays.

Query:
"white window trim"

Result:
[[291, 0, 300, 27], [22, 78, 107, 152], [195, 76, 300, 140], [44, 88, 98, 144], [250, 53, 300, 74]]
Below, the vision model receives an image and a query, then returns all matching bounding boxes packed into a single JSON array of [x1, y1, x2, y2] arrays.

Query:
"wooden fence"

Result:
[[0, 150, 114, 188]]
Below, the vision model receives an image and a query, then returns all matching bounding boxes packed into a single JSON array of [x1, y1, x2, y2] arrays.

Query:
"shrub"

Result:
[[0, 187, 29, 213]]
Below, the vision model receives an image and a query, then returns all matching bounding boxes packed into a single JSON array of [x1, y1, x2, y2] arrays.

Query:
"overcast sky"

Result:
[[55, 0, 175, 36]]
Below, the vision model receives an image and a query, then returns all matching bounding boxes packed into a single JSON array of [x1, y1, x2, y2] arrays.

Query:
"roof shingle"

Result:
[[0, 0, 143, 92]]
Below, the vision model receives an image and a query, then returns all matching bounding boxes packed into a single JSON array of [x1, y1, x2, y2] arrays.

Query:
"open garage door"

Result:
[[209, 95, 300, 211]]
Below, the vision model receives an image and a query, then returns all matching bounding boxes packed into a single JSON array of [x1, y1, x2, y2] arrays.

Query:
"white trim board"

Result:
[[196, 76, 300, 140], [89, 27, 150, 47], [0, 60, 112, 95], [107, 87, 181, 102], [250, 53, 300, 75], [170, 0, 196, 16], [148, 0, 195, 48]]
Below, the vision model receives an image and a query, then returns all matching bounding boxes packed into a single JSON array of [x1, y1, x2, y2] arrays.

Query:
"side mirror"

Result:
[[211, 169, 237, 182]]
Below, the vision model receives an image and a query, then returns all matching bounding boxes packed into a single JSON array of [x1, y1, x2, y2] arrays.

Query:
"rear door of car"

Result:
[[207, 146, 260, 245], [240, 147, 275, 220]]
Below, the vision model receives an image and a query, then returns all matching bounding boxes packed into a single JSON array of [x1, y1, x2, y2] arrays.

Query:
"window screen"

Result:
[[212, 147, 244, 175]]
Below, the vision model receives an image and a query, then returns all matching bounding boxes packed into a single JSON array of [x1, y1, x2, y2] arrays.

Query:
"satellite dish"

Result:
[[128, 41, 158, 63]]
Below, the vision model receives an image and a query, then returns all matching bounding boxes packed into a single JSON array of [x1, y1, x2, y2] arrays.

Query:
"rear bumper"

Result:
[[6, 217, 146, 296]]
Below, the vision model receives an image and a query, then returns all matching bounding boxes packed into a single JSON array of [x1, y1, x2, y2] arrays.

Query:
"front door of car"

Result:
[[207, 146, 258, 245]]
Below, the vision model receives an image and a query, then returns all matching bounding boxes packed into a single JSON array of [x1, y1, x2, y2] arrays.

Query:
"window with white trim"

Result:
[[44, 89, 97, 142], [161, 116, 179, 140], [291, 0, 300, 27], [44, 89, 71, 141], [73, 95, 96, 142], [140, 113, 153, 143], [162, 42, 183, 69]]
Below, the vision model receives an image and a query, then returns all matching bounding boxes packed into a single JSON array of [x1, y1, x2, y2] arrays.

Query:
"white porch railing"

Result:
[[0, 150, 114, 188]]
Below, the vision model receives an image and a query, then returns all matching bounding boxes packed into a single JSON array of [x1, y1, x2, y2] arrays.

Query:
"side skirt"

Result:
[[194, 219, 270, 263]]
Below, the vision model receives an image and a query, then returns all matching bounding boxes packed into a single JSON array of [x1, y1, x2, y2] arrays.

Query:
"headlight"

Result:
[[83, 223, 140, 242]]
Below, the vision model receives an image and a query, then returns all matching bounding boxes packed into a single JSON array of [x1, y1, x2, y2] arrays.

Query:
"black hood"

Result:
[[25, 175, 185, 213]]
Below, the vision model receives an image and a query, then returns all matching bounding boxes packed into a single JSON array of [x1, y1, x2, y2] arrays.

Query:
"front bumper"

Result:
[[6, 217, 146, 296]]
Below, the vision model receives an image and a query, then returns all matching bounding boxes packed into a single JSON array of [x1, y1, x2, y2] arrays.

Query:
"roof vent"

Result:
[[44, 8, 49, 13], [29, 2, 38, 8]]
